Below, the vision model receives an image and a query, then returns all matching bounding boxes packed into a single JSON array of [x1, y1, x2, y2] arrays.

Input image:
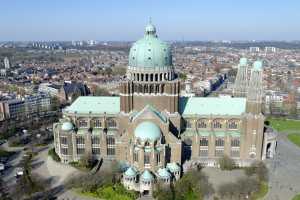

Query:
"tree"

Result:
[[218, 155, 236, 170], [244, 161, 268, 182]]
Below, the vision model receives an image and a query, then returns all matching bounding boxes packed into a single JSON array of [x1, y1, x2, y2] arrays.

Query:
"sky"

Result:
[[1, 0, 300, 41]]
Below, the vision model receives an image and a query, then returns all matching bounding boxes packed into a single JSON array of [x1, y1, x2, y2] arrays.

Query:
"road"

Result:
[[265, 133, 300, 200]]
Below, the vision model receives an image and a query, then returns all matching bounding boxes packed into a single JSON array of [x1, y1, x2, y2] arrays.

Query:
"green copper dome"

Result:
[[61, 122, 73, 131], [129, 23, 172, 70], [134, 121, 161, 141], [141, 170, 154, 181]]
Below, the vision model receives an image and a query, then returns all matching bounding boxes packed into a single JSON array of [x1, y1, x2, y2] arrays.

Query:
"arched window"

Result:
[[215, 138, 224, 147], [107, 118, 117, 128], [144, 153, 150, 164], [134, 151, 139, 162], [185, 119, 192, 129], [146, 74, 149, 82], [155, 74, 158, 81], [150, 85, 154, 93], [161, 84, 164, 93], [199, 138, 209, 146], [213, 120, 222, 129], [228, 120, 238, 129], [150, 74, 153, 82], [197, 119, 207, 129], [106, 136, 115, 156], [144, 85, 148, 93], [145, 141, 150, 147], [141, 74, 144, 81], [137, 73, 140, 81], [160, 73, 163, 81], [231, 138, 240, 147]]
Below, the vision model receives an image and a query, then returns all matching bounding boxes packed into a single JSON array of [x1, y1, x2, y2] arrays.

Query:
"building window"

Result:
[[156, 153, 160, 163], [92, 148, 100, 155], [231, 149, 240, 157], [185, 119, 192, 129], [228, 120, 238, 129], [76, 136, 85, 144], [92, 137, 100, 145], [134, 152, 139, 162], [213, 120, 222, 129], [197, 119, 207, 129], [199, 149, 208, 157], [78, 120, 88, 128], [61, 147, 68, 155], [215, 149, 224, 157], [107, 136, 115, 156], [144, 153, 150, 164], [77, 148, 85, 155], [60, 137, 67, 145], [107, 119, 117, 128], [231, 138, 240, 147], [94, 119, 102, 128], [215, 138, 224, 147], [199, 138, 209, 146]]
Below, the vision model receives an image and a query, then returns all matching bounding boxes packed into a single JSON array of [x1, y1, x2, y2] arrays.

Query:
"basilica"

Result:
[[53, 23, 274, 194]]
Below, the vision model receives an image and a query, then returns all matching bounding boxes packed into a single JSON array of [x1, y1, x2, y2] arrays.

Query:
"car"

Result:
[[0, 163, 5, 171]]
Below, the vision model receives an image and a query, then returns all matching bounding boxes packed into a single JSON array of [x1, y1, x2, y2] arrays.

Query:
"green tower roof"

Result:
[[253, 60, 263, 71], [61, 122, 73, 131], [128, 23, 172, 70], [239, 57, 248, 66]]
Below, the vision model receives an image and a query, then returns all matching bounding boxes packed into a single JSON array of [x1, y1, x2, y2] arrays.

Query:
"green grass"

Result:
[[252, 181, 268, 200], [292, 194, 300, 200], [287, 134, 300, 147], [78, 184, 138, 200], [267, 118, 300, 133]]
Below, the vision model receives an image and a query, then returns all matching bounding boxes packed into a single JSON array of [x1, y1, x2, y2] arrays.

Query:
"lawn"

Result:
[[252, 181, 268, 200], [287, 134, 300, 147], [267, 118, 300, 133], [292, 194, 300, 200]]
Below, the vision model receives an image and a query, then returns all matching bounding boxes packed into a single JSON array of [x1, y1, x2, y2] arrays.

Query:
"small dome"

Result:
[[157, 168, 171, 178], [61, 122, 73, 131], [128, 23, 172, 70], [124, 167, 137, 177], [166, 162, 180, 173], [141, 170, 154, 181], [134, 121, 161, 141], [253, 60, 263, 71], [239, 58, 247, 66]]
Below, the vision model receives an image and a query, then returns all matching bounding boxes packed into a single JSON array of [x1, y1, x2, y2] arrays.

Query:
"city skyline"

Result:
[[1, 0, 300, 41]]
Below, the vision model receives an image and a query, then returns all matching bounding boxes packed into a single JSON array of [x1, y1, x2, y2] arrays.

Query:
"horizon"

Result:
[[1, 0, 300, 41]]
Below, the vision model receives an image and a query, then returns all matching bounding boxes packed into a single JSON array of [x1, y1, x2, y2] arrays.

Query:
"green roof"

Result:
[[134, 121, 161, 141], [253, 60, 263, 71], [166, 163, 180, 172], [61, 122, 73, 131], [180, 96, 246, 116], [141, 170, 154, 181], [65, 96, 120, 115], [124, 167, 137, 177], [239, 57, 248, 66], [128, 23, 172, 70], [157, 168, 171, 178]]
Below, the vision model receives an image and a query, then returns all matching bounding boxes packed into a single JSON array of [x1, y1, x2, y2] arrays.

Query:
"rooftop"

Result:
[[64, 96, 120, 115], [179, 96, 246, 116]]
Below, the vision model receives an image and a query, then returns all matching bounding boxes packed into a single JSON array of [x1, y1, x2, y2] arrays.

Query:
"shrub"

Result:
[[244, 161, 268, 182], [48, 148, 61, 162], [218, 155, 236, 170]]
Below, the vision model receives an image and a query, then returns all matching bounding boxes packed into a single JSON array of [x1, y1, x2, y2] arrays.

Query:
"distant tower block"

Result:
[[4, 57, 10, 69], [233, 58, 249, 97], [246, 61, 264, 114]]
